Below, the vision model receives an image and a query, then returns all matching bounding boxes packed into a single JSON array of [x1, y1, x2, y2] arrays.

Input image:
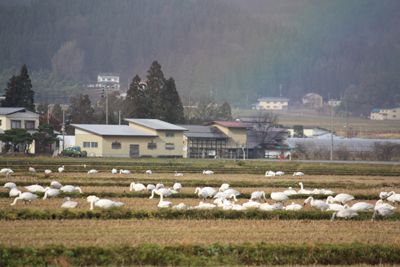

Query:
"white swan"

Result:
[[145, 170, 152, 175], [129, 182, 146, 192], [304, 196, 329, 211], [44, 169, 52, 177], [265, 170, 275, 177], [379, 191, 393, 200], [157, 194, 172, 208], [275, 171, 285, 176], [242, 200, 261, 209], [172, 203, 188, 210], [3, 182, 16, 189], [149, 188, 174, 199], [9, 187, 21, 197], [219, 183, 230, 192], [87, 169, 98, 174], [10, 192, 38, 205], [155, 183, 164, 190], [374, 199, 396, 211], [87, 195, 124, 210], [61, 197, 78, 209], [60, 185, 83, 193], [111, 168, 118, 174], [195, 201, 216, 210], [327, 193, 354, 205], [50, 180, 63, 189], [293, 172, 304, 176], [283, 187, 298, 196], [387, 192, 400, 204], [298, 182, 312, 195], [327, 203, 345, 212], [28, 167, 36, 173], [259, 202, 283, 211], [119, 169, 131, 174], [58, 165, 65, 173], [372, 200, 396, 221], [219, 188, 240, 202], [250, 191, 267, 202], [270, 192, 289, 203], [43, 187, 60, 199], [350, 202, 374, 212], [146, 184, 156, 191], [0, 168, 14, 177], [195, 187, 217, 200], [202, 170, 214, 175], [172, 182, 182, 192], [331, 206, 358, 221], [25, 184, 46, 193], [285, 202, 303, 211]]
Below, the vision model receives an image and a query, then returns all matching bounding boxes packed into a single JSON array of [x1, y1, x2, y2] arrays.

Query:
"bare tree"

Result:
[[373, 142, 400, 161]]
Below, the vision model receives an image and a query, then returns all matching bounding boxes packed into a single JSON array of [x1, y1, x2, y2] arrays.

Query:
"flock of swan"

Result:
[[1, 167, 399, 221]]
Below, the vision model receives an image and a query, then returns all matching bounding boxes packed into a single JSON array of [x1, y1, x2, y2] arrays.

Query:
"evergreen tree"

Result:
[[146, 61, 165, 118], [217, 101, 232, 120], [33, 124, 58, 154], [68, 94, 95, 124], [0, 128, 33, 153], [160, 77, 185, 123], [2, 65, 35, 111], [123, 75, 153, 118]]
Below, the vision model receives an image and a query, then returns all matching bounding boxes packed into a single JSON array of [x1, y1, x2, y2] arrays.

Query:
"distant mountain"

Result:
[[0, 0, 399, 113]]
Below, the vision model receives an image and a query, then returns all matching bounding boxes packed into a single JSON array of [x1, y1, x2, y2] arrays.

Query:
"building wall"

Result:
[[370, 108, 400, 120], [257, 100, 288, 110], [102, 136, 155, 157], [213, 125, 247, 148], [75, 129, 104, 157]]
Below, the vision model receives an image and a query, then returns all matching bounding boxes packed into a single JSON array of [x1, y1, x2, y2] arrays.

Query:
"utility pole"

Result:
[[330, 105, 334, 161], [62, 108, 65, 151], [105, 89, 109, 125], [118, 110, 121, 125]]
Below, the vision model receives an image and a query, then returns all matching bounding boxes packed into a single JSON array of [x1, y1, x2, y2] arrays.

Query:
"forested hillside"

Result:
[[0, 0, 399, 114]]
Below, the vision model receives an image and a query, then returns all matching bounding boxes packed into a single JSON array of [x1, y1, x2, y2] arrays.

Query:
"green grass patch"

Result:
[[0, 209, 398, 221], [1, 243, 400, 266]]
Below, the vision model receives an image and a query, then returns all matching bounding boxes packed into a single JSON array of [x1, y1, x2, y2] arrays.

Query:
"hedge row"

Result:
[[0, 209, 398, 221], [0, 191, 382, 200], [1, 243, 400, 266]]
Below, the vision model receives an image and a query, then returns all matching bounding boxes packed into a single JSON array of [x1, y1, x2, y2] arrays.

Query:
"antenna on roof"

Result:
[[279, 84, 282, 97]]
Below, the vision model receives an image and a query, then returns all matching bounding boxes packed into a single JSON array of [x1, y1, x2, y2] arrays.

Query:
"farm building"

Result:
[[302, 93, 323, 109], [370, 107, 400, 120], [254, 97, 289, 110]]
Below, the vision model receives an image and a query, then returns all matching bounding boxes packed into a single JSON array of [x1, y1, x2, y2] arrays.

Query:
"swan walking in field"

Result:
[[10, 192, 38, 205], [304, 196, 329, 211], [195, 187, 217, 200], [129, 182, 146, 192], [60, 185, 83, 193], [61, 197, 78, 209], [250, 191, 267, 202], [87, 195, 124, 210], [327, 194, 354, 205]]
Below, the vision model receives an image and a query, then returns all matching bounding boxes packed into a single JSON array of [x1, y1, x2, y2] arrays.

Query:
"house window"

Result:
[[111, 141, 121, 149], [11, 120, 21, 129], [165, 131, 175, 137], [91, 142, 98, 148], [148, 142, 157, 150], [165, 143, 175, 150], [25, 120, 35, 130], [83, 142, 90, 148]]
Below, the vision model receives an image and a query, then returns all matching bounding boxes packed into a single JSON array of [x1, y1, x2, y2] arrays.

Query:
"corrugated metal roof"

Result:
[[257, 97, 289, 102], [0, 107, 26, 115], [72, 124, 157, 137], [212, 121, 249, 128], [125, 118, 187, 131], [178, 125, 228, 139]]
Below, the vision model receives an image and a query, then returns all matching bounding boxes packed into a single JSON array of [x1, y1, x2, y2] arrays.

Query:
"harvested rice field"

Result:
[[0, 158, 399, 266]]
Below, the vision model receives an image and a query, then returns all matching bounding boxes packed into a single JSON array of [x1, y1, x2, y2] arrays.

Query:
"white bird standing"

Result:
[[219, 183, 230, 192], [58, 165, 65, 173], [327, 194, 355, 205], [174, 171, 183, 177], [195, 187, 217, 200], [172, 182, 182, 192], [350, 202, 374, 212], [0, 168, 14, 178], [155, 183, 164, 190], [25, 184, 46, 193], [298, 182, 312, 195], [270, 192, 289, 203], [43, 187, 60, 199], [50, 180, 63, 189], [202, 170, 214, 175], [331, 206, 358, 221], [3, 182, 17, 189], [146, 184, 156, 191], [129, 182, 146, 192], [10, 192, 38, 205], [87, 169, 98, 174], [119, 169, 131, 174], [265, 170, 276, 177], [9, 187, 21, 197], [372, 200, 396, 221], [111, 168, 118, 174], [61, 197, 78, 209], [149, 188, 174, 199], [293, 172, 304, 176], [28, 167, 36, 173], [145, 170, 152, 175], [60, 185, 83, 193], [44, 169, 52, 177], [250, 191, 267, 202], [275, 171, 285, 176], [87, 195, 124, 210], [304, 196, 329, 211]]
